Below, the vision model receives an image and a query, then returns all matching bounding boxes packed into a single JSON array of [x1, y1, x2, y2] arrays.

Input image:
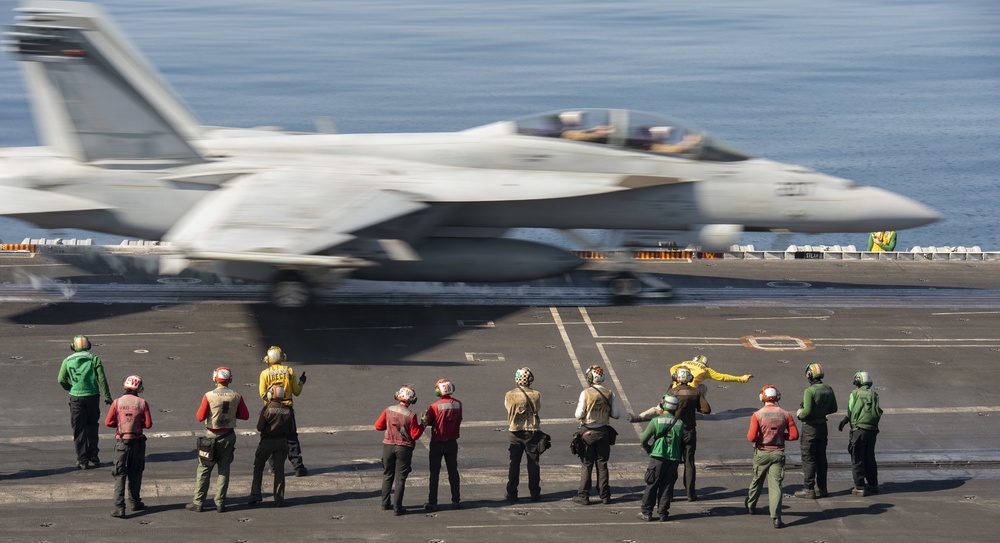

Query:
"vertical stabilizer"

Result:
[[3, 1, 204, 164]]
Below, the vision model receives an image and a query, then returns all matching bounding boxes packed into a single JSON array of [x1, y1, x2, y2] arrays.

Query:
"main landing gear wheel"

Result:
[[609, 274, 643, 297], [270, 272, 312, 308]]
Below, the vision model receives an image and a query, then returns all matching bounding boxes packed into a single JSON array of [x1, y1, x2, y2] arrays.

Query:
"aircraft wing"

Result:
[[0, 186, 113, 215], [162, 169, 430, 262]]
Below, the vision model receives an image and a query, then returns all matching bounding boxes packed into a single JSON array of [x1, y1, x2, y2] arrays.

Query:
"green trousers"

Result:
[[192, 430, 236, 507], [747, 448, 785, 519]]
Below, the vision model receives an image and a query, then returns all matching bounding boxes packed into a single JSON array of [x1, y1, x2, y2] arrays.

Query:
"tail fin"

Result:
[[3, 1, 204, 164]]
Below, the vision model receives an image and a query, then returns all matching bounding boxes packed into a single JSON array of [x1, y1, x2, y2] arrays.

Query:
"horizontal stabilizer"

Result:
[[0, 186, 113, 215]]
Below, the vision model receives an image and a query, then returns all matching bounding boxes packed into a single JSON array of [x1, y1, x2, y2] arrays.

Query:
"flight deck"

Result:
[[1, 251, 998, 543]]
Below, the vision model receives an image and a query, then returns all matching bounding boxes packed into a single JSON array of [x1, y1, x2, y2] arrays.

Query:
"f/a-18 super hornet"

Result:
[[0, 1, 941, 305]]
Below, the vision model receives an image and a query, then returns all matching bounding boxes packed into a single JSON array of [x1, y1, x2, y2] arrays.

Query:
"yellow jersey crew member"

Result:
[[867, 231, 896, 252], [669, 355, 752, 397], [58, 335, 113, 470], [258, 346, 308, 477]]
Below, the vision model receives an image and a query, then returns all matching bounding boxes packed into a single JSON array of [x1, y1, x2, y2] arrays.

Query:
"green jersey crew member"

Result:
[[637, 394, 683, 522], [838, 371, 883, 496], [795, 363, 838, 499], [58, 335, 113, 470], [258, 346, 308, 477]]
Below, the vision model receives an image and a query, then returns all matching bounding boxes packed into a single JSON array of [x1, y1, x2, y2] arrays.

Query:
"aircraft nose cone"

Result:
[[859, 187, 943, 230]]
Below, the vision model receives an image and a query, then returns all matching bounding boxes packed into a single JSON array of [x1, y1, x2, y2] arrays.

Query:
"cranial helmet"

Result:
[[71, 335, 91, 352], [585, 365, 605, 385], [213, 367, 232, 384], [395, 384, 417, 405], [692, 355, 708, 366], [674, 367, 694, 384], [806, 363, 824, 380], [853, 371, 872, 387], [435, 379, 455, 397], [267, 383, 286, 401], [759, 385, 780, 403], [123, 375, 144, 394], [660, 394, 679, 412], [265, 346, 286, 365], [515, 367, 534, 387]]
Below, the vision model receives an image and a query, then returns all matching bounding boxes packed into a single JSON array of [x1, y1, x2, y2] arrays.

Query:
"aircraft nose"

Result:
[[858, 186, 943, 230]]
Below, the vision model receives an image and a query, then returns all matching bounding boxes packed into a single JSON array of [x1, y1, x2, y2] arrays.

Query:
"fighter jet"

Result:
[[0, 1, 941, 306]]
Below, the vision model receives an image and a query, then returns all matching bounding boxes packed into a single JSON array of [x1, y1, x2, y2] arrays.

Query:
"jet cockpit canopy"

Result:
[[514, 109, 752, 162]]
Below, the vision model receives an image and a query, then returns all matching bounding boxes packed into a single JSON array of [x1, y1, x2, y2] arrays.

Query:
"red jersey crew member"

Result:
[[375, 384, 425, 515], [249, 384, 295, 507], [58, 335, 113, 470], [187, 367, 250, 513], [746, 385, 798, 529], [258, 346, 308, 477], [106, 375, 152, 518], [422, 378, 463, 512]]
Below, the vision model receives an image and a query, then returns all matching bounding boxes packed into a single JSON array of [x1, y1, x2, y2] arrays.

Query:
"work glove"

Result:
[[105, 398, 112, 405], [298, 371, 307, 384], [795, 408, 803, 420], [740, 374, 753, 383], [627, 413, 637, 423], [838, 416, 850, 432]]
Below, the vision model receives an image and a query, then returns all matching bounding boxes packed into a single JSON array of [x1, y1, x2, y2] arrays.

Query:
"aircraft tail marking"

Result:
[[3, 1, 204, 164]]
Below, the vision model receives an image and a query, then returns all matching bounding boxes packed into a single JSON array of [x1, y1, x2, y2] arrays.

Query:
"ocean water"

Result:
[[0, 0, 998, 250]]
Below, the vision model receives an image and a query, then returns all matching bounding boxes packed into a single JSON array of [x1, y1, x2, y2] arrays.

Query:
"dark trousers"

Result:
[[578, 427, 611, 499], [112, 439, 146, 509], [641, 457, 678, 518], [427, 439, 460, 505], [69, 394, 101, 463], [800, 422, 829, 491], [268, 408, 304, 473], [849, 428, 879, 489], [680, 428, 697, 498], [381, 444, 414, 512], [252, 437, 288, 504], [506, 430, 541, 499]]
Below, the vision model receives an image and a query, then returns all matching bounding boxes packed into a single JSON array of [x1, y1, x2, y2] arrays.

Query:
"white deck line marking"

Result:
[[448, 521, 674, 529], [3, 409, 997, 446], [727, 316, 831, 321], [581, 309, 637, 435], [580, 307, 600, 338], [517, 321, 623, 326], [71, 331, 196, 337], [551, 307, 588, 388], [932, 311, 1000, 316]]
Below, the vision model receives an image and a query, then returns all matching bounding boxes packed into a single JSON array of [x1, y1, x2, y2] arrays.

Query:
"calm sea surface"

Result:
[[1, 0, 997, 250]]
